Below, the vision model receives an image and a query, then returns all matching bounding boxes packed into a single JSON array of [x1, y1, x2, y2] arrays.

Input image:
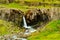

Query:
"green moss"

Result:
[[0, 20, 21, 36], [28, 20, 60, 40]]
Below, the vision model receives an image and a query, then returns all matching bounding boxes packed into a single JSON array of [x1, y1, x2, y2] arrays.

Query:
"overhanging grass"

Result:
[[0, 3, 52, 12], [28, 20, 60, 40], [25, 0, 60, 4], [25, 0, 42, 2], [0, 3, 29, 12]]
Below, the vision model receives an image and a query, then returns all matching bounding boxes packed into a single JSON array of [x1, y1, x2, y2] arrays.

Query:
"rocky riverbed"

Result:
[[0, 32, 29, 40]]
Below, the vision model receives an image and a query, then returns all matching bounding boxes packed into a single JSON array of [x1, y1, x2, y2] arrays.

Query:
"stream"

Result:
[[22, 16, 36, 40], [0, 16, 36, 40]]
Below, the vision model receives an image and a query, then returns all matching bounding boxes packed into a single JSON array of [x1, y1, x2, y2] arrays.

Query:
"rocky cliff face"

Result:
[[40, 8, 60, 20], [0, 8, 23, 26], [25, 9, 49, 26], [25, 8, 60, 26], [0, 8, 60, 27]]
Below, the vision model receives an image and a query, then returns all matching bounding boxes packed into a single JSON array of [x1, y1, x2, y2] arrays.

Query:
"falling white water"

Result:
[[23, 16, 31, 28], [23, 16, 36, 35]]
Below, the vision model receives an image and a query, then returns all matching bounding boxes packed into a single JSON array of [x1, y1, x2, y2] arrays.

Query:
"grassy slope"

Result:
[[0, 0, 60, 38], [0, 3, 52, 12], [0, 0, 60, 11], [0, 20, 22, 36], [28, 20, 60, 40], [0, 0, 60, 12], [25, 0, 60, 4], [0, 3, 29, 12]]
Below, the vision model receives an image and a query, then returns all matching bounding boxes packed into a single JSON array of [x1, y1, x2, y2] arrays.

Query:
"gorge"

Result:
[[0, 7, 59, 40]]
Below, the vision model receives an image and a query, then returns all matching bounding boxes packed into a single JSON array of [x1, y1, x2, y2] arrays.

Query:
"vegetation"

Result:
[[0, 3, 52, 12], [0, 20, 22, 36], [28, 20, 60, 40], [0, 3, 29, 12], [0, 0, 60, 40], [24, 0, 59, 3], [0, 0, 60, 12]]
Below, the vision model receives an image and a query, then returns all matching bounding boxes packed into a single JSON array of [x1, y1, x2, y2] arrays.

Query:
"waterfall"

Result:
[[23, 16, 31, 28], [23, 16, 36, 34]]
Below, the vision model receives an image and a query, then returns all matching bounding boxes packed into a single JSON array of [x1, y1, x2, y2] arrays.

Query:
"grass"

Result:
[[25, 0, 60, 4], [25, 0, 42, 2], [28, 20, 60, 40], [0, 19, 23, 36], [0, 3, 29, 12], [0, 1, 60, 38], [0, 0, 60, 12], [0, 3, 53, 12]]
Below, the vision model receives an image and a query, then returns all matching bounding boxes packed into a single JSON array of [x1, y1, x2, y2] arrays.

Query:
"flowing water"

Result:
[[23, 16, 31, 28], [1, 16, 36, 40], [23, 16, 36, 34], [22, 16, 36, 40]]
